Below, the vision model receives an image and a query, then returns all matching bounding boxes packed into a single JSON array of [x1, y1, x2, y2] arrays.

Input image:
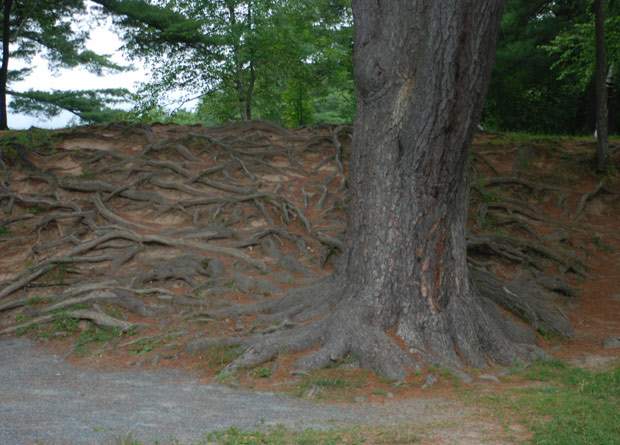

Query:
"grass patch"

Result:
[[290, 371, 368, 400], [473, 359, 620, 445], [0, 225, 13, 237], [79, 169, 97, 179], [205, 424, 407, 445], [129, 338, 160, 357], [73, 325, 128, 356], [201, 344, 243, 373], [521, 361, 619, 444], [313, 376, 349, 388], [252, 367, 273, 378]]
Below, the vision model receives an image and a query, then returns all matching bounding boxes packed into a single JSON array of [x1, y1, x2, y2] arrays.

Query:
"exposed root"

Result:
[[1, 124, 609, 381], [221, 292, 419, 380]]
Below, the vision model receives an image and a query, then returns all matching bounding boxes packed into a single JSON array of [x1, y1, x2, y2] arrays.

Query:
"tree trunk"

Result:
[[0, 0, 13, 130], [595, 0, 609, 170], [342, 0, 528, 372], [245, 1, 254, 120], [224, 0, 546, 380], [227, 1, 247, 120]]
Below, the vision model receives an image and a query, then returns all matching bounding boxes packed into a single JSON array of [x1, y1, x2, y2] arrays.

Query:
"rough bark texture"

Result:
[[595, 0, 609, 170], [220, 0, 548, 380], [0, 0, 12, 130], [338, 0, 533, 372]]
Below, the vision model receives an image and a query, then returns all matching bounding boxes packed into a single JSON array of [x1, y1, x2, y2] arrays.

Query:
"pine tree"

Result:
[[0, 0, 130, 129]]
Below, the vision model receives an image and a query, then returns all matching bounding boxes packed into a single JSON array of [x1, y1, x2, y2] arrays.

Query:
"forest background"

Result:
[[1, 0, 619, 135]]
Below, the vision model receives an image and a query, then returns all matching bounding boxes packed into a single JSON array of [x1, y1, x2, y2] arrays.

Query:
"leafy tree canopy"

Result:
[[543, 0, 620, 93], [485, 0, 620, 134], [0, 0, 132, 128], [8, 88, 131, 123], [94, 0, 354, 126]]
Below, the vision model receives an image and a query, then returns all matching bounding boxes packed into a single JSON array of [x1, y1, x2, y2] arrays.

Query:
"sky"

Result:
[[8, 4, 150, 130]]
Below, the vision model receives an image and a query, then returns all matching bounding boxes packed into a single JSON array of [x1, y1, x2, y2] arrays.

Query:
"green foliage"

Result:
[[98, 0, 354, 125], [74, 325, 124, 356], [313, 376, 349, 388], [53, 314, 80, 334], [1, 0, 132, 128], [206, 425, 369, 445], [0, 128, 60, 158], [201, 343, 242, 372], [129, 336, 168, 356], [0, 225, 13, 237], [484, 0, 593, 134], [252, 367, 273, 378], [543, 2, 620, 94], [489, 359, 620, 444], [9, 89, 133, 124]]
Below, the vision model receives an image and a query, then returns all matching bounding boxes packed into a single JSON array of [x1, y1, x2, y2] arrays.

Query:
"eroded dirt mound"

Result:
[[0, 122, 618, 386]]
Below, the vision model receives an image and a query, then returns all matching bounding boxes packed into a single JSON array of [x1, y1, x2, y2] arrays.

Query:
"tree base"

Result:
[[195, 272, 550, 380]]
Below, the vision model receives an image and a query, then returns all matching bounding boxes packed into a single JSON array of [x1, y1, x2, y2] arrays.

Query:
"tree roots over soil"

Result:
[[1, 123, 614, 379]]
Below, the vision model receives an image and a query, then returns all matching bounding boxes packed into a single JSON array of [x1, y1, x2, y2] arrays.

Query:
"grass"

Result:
[[111, 424, 419, 444], [520, 360, 620, 444], [73, 325, 124, 356], [471, 359, 620, 445], [0, 224, 13, 237], [201, 343, 243, 373], [289, 370, 370, 401], [252, 367, 273, 378]]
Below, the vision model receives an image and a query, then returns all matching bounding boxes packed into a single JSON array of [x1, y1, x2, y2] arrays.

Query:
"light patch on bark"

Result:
[[390, 77, 416, 132]]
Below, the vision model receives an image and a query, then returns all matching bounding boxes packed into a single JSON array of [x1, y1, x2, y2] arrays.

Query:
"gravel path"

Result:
[[0, 338, 505, 444]]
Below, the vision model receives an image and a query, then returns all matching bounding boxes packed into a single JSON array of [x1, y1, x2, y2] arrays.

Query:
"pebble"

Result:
[[603, 335, 620, 349], [478, 373, 500, 383]]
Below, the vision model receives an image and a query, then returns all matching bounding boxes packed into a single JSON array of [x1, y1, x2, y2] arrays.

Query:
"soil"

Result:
[[0, 122, 619, 444]]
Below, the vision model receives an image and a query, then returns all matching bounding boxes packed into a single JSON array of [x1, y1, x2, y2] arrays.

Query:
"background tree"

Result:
[[486, 0, 620, 135], [0, 0, 131, 129], [484, 0, 591, 133], [95, 0, 354, 126], [595, 0, 609, 169]]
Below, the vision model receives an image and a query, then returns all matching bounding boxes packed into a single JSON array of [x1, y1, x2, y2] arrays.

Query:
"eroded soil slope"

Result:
[[0, 122, 618, 385]]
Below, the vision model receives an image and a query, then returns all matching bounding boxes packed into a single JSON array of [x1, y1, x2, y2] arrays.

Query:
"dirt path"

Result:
[[0, 337, 521, 445]]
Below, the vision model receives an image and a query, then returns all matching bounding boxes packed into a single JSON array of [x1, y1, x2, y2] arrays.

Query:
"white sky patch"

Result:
[[8, 5, 150, 130]]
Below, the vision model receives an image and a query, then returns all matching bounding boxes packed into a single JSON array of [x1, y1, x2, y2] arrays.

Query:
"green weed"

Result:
[[129, 337, 162, 357], [0, 225, 13, 237], [79, 169, 97, 179], [481, 190, 502, 203], [53, 314, 80, 334], [73, 325, 123, 356], [253, 367, 273, 378], [205, 425, 371, 445], [313, 377, 349, 388], [478, 359, 620, 444], [202, 344, 242, 372], [29, 205, 46, 215]]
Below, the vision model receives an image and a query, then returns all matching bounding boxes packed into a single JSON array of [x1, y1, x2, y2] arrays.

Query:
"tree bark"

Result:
[[245, 0, 254, 120], [595, 0, 609, 170], [224, 0, 547, 380], [227, 1, 247, 120], [343, 0, 526, 371], [0, 0, 13, 130]]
